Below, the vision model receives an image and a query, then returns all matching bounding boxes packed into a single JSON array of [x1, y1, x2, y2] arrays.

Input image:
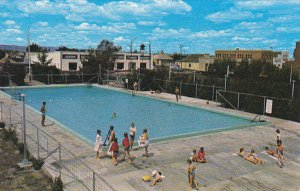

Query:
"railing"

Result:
[[0, 104, 116, 191]]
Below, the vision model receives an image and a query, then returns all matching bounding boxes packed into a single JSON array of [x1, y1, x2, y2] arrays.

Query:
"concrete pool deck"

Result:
[[1, 85, 300, 191]]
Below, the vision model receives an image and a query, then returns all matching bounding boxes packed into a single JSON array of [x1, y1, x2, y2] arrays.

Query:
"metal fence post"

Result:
[[93, 172, 96, 191], [37, 128, 40, 158], [212, 84, 215, 101], [216, 90, 218, 102], [195, 83, 198, 98], [47, 74, 50, 85], [9, 107, 12, 126], [237, 92, 240, 109], [180, 81, 182, 97], [81, 73, 84, 83], [65, 73, 68, 84], [263, 96, 266, 115], [59, 143, 62, 177]]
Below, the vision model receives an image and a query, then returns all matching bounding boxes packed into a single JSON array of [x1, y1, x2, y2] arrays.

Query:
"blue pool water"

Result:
[[5, 86, 258, 144]]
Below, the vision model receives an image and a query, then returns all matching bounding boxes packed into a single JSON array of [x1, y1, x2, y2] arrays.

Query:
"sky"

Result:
[[0, 0, 300, 55]]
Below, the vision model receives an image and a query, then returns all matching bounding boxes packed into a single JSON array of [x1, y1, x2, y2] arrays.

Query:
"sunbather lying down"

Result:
[[238, 148, 263, 165], [265, 146, 278, 158], [142, 170, 166, 186]]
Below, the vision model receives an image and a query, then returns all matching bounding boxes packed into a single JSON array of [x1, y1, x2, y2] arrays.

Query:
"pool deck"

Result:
[[1, 85, 300, 191]]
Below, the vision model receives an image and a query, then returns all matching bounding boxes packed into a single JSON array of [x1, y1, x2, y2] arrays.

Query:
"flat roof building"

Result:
[[114, 52, 153, 71], [215, 49, 275, 63]]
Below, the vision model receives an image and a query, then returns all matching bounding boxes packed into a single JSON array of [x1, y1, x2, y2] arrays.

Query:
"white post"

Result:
[[21, 94, 29, 164], [193, 71, 196, 84], [292, 80, 295, 99], [212, 84, 215, 101], [224, 75, 227, 91]]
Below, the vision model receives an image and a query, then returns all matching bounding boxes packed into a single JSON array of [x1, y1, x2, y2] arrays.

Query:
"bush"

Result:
[[52, 176, 63, 191], [0, 122, 5, 128], [3, 127, 18, 145], [30, 157, 44, 170]]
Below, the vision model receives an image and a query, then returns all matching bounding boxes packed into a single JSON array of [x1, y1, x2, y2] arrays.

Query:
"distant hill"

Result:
[[0, 45, 58, 52]]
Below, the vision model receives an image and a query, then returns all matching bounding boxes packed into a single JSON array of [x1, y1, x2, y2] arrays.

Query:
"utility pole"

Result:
[[130, 39, 133, 72], [179, 44, 183, 69], [27, 27, 31, 84], [149, 40, 152, 70]]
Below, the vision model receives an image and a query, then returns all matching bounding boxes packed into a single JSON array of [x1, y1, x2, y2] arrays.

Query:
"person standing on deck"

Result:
[[94, 130, 103, 159], [40, 101, 46, 126], [129, 122, 136, 149], [175, 86, 180, 102]]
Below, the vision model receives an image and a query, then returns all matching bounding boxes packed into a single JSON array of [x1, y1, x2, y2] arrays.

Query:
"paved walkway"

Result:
[[0, 85, 300, 191]]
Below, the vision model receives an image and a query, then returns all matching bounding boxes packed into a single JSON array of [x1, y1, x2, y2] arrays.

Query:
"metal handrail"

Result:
[[3, 104, 116, 191]]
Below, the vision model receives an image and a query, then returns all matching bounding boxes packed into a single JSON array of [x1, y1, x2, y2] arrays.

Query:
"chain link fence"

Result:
[[0, 104, 115, 191]]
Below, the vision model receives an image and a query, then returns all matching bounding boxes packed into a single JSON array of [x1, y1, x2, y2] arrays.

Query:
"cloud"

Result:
[[191, 29, 233, 38], [37, 22, 48, 27], [276, 27, 300, 33], [235, 0, 300, 9], [137, 21, 155, 26], [6, 29, 22, 34], [15, 0, 192, 21], [4, 20, 16, 25], [73, 22, 136, 33], [151, 27, 190, 40], [16, 37, 25, 42], [206, 8, 262, 22], [113, 36, 128, 43]]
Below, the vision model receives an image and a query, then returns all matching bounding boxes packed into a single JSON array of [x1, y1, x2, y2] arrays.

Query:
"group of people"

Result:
[[93, 123, 150, 166], [238, 129, 284, 167], [191, 147, 207, 163]]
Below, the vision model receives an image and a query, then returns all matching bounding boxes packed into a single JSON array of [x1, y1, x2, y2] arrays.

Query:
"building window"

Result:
[[129, 62, 136, 70], [63, 54, 78, 59], [189, 63, 191, 67], [69, 62, 77, 71], [140, 63, 146, 69], [117, 62, 124, 69], [115, 54, 125, 60], [126, 55, 138, 60]]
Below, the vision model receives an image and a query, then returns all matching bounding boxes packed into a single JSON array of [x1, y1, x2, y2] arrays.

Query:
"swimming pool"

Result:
[[4, 85, 262, 144]]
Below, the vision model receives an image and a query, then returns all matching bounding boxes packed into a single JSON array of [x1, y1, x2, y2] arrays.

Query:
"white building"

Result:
[[30, 51, 88, 71], [273, 51, 289, 69], [114, 52, 153, 71]]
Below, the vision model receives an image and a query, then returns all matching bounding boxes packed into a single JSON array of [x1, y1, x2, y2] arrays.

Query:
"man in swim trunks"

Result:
[[40, 101, 46, 126]]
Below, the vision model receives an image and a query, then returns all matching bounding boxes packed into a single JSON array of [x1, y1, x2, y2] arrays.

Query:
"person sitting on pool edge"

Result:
[[191, 149, 198, 163], [197, 147, 207, 163]]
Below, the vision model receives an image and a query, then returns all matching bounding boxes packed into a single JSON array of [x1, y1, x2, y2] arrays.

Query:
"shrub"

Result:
[[52, 176, 63, 191], [30, 157, 44, 170], [3, 127, 18, 145]]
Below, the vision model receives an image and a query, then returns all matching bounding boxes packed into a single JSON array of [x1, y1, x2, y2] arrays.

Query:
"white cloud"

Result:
[[191, 29, 233, 38], [276, 27, 300, 33], [206, 8, 262, 22], [73, 22, 136, 34], [236, 0, 300, 9], [137, 21, 155, 26], [4, 20, 16, 25], [16, 37, 25, 42], [16, 0, 192, 21], [37, 22, 48, 27], [113, 36, 128, 43], [151, 27, 190, 40], [6, 29, 22, 34], [0, 13, 9, 17]]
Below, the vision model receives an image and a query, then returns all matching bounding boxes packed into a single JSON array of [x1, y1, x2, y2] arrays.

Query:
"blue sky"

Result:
[[0, 0, 300, 55]]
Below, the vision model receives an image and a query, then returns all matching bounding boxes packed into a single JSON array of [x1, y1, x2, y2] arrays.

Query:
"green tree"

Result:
[[140, 44, 145, 52], [33, 49, 52, 66], [26, 43, 44, 52], [82, 40, 121, 73]]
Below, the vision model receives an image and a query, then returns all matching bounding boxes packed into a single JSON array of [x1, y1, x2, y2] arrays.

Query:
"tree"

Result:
[[56, 46, 79, 51], [140, 44, 145, 52], [33, 49, 52, 66], [26, 43, 44, 52], [82, 40, 121, 73]]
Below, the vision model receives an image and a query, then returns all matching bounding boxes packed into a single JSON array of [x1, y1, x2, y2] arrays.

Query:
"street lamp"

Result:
[[18, 94, 32, 167]]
